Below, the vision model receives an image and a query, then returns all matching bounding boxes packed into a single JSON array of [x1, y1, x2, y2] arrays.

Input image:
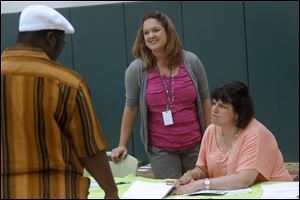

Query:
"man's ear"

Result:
[[45, 31, 56, 47], [43, 31, 59, 61]]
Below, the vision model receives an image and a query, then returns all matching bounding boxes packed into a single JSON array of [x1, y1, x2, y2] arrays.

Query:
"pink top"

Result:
[[146, 62, 202, 151], [196, 118, 292, 182]]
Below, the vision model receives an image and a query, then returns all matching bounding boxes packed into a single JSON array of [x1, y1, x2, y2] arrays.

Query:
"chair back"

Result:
[[106, 151, 138, 178], [83, 151, 138, 178]]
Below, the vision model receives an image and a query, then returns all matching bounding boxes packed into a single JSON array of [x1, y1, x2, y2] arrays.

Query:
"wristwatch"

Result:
[[203, 178, 211, 190]]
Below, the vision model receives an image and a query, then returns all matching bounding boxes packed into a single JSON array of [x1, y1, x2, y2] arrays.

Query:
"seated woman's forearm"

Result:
[[207, 169, 258, 190]]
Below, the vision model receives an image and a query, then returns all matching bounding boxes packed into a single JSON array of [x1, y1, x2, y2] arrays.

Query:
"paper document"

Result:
[[89, 179, 99, 189], [261, 182, 299, 199], [185, 188, 251, 196], [122, 180, 174, 199], [139, 163, 151, 169], [187, 190, 227, 195]]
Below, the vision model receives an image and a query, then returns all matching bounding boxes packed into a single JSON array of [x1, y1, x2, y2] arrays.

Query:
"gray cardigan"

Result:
[[124, 50, 210, 152]]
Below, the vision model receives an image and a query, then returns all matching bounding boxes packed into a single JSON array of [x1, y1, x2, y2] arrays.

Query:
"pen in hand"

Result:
[[116, 181, 130, 185], [166, 179, 180, 187]]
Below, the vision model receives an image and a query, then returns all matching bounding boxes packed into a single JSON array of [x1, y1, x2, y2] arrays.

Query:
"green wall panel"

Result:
[[245, 1, 299, 161], [124, 1, 183, 164], [1, 12, 19, 52], [56, 8, 74, 69], [70, 4, 129, 153], [182, 1, 248, 91]]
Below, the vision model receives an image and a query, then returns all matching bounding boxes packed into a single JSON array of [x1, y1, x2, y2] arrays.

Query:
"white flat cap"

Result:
[[19, 5, 75, 34]]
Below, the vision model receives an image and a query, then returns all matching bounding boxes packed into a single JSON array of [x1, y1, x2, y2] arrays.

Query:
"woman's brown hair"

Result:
[[132, 10, 183, 71]]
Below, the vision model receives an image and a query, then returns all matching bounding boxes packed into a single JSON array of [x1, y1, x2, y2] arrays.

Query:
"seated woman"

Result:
[[172, 81, 292, 195]]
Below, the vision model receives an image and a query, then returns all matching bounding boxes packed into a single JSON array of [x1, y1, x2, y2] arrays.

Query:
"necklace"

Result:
[[221, 128, 240, 137], [219, 128, 240, 152]]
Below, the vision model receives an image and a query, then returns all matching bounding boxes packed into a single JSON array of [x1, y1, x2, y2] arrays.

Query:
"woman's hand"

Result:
[[173, 170, 195, 187], [171, 180, 202, 195], [111, 146, 128, 163]]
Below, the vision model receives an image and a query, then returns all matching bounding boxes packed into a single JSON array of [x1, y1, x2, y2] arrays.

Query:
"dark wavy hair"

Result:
[[211, 81, 255, 128]]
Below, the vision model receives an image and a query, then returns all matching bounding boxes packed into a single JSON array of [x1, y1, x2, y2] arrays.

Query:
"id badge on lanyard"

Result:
[[162, 109, 173, 126], [158, 66, 174, 126]]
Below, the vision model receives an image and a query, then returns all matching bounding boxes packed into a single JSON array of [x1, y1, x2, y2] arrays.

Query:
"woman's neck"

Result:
[[156, 60, 169, 69], [221, 126, 240, 139], [152, 48, 165, 59]]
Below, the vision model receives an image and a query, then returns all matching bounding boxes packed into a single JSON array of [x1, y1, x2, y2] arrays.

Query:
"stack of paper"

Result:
[[122, 180, 174, 199], [185, 188, 251, 196], [137, 163, 151, 172], [261, 182, 299, 199]]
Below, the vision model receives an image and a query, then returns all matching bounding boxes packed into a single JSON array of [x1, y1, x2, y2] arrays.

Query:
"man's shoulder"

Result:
[[46, 63, 84, 89], [2, 47, 85, 89], [54, 64, 81, 79]]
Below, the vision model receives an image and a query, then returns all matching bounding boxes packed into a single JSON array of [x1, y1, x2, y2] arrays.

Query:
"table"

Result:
[[87, 174, 299, 199], [285, 162, 299, 181], [136, 163, 154, 179]]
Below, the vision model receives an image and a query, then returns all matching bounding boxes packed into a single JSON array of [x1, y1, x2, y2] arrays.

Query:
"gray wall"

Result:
[[1, 1, 299, 164]]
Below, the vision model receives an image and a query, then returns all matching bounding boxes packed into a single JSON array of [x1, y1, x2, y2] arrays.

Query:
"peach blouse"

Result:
[[196, 118, 292, 182]]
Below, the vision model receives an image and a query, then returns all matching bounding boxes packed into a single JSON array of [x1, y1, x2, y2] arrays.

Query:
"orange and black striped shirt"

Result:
[[1, 48, 107, 198]]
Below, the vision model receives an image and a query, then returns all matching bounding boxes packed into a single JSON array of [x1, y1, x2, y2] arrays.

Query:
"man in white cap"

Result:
[[1, 5, 118, 199]]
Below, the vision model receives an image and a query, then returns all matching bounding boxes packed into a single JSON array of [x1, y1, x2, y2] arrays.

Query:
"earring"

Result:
[[235, 115, 239, 121]]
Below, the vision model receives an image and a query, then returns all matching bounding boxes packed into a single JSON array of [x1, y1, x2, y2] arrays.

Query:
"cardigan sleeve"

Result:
[[125, 59, 143, 106], [184, 51, 210, 100]]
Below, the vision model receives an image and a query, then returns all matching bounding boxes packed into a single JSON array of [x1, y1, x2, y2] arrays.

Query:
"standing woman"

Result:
[[111, 10, 211, 179]]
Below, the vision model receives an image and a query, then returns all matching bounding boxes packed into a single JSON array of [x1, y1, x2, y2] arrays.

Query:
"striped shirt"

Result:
[[1, 48, 107, 198]]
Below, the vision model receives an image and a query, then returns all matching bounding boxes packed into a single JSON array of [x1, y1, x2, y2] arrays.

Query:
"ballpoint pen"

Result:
[[116, 181, 131, 185]]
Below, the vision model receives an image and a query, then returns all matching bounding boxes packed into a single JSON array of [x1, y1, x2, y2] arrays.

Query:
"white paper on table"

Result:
[[139, 164, 151, 169], [137, 169, 150, 172], [186, 190, 227, 195], [186, 188, 251, 196], [225, 188, 252, 195], [122, 180, 174, 199], [89, 179, 99, 189], [261, 182, 299, 199]]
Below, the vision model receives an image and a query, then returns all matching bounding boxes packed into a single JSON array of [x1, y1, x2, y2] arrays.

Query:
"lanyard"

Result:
[[157, 67, 174, 111]]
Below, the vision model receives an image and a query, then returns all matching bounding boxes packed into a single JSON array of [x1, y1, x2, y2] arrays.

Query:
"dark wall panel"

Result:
[[245, 1, 299, 161], [70, 4, 129, 153], [1, 12, 19, 52], [182, 1, 248, 91], [56, 8, 74, 69], [57, 8, 76, 69]]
